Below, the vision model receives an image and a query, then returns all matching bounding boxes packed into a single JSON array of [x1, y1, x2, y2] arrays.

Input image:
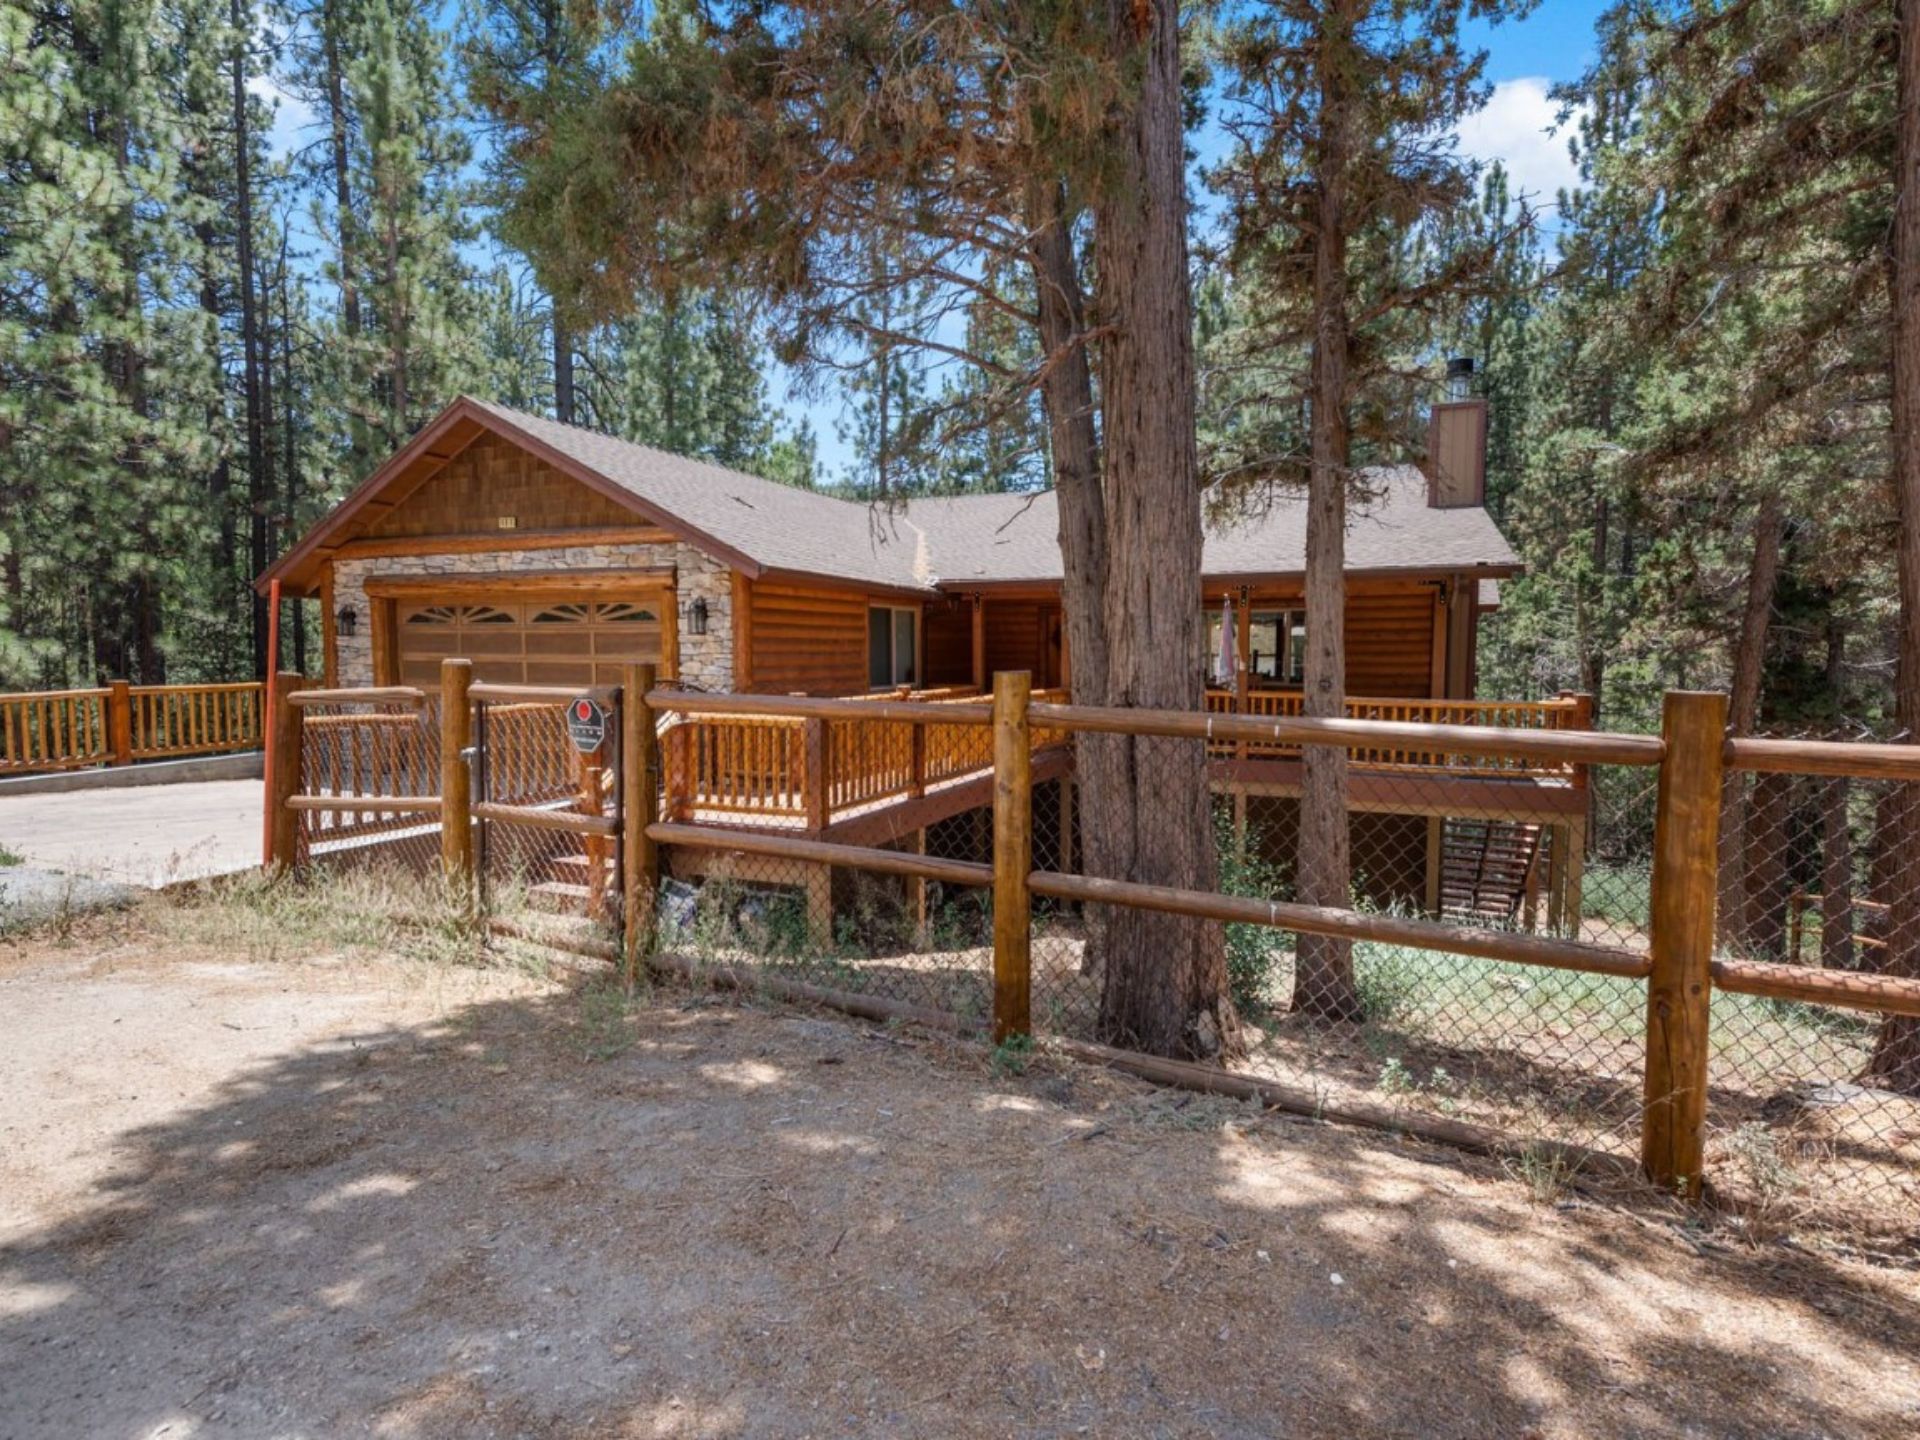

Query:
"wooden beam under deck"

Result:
[[1207, 757, 1590, 821]]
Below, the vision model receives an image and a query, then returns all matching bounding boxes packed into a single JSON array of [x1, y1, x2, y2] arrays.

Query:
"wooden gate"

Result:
[[469, 679, 623, 926]]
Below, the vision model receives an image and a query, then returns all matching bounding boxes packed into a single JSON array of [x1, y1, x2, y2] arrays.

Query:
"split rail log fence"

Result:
[[264, 664, 1920, 1211], [1, 680, 264, 776]]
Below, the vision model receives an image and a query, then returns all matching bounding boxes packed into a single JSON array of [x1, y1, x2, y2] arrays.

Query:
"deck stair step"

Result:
[[1439, 817, 1545, 925], [527, 879, 596, 914], [551, 853, 616, 884]]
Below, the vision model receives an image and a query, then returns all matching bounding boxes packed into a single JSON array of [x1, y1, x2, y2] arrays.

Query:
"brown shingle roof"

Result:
[[477, 402, 1520, 588], [469, 399, 930, 590], [268, 398, 1519, 595]]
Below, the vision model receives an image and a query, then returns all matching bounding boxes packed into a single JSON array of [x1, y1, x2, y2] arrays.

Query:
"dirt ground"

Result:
[[4, 922, 1920, 1439]]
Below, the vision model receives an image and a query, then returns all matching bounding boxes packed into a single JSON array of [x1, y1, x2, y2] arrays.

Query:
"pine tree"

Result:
[[1213, 0, 1538, 1019]]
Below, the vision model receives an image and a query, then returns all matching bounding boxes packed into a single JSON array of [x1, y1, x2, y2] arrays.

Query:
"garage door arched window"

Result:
[[388, 592, 668, 688]]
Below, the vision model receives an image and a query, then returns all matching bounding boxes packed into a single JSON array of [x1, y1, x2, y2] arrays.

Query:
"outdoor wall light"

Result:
[[336, 605, 358, 638], [685, 597, 709, 637]]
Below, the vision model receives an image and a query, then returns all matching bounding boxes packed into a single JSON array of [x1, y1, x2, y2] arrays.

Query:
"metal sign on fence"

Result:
[[566, 696, 608, 753]]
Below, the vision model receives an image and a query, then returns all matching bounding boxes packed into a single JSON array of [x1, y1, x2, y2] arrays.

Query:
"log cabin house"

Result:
[[261, 394, 1589, 928]]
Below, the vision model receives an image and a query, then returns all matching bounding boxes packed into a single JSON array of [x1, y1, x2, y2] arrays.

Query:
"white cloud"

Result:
[[248, 72, 317, 160], [1453, 77, 1587, 211]]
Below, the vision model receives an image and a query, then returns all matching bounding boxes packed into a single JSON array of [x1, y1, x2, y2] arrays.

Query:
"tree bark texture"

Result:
[[1084, 0, 1236, 1060], [1872, 0, 1920, 1089], [1294, 0, 1363, 1021], [1716, 489, 1784, 952]]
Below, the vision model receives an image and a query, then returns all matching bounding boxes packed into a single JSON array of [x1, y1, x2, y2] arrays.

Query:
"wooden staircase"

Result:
[[1438, 818, 1545, 926], [529, 852, 616, 920]]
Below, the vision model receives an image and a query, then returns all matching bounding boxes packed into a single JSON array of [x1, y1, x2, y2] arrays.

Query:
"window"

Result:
[[868, 606, 919, 688], [1248, 610, 1305, 685], [1199, 605, 1307, 688]]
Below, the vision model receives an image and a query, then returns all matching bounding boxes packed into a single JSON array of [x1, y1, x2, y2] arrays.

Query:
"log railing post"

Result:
[[108, 680, 132, 766], [992, 669, 1033, 1043], [265, 672, 307, 872], [803, 716, 830, 833], [440, 659, 474, 885], [1641, 689, 1728, 1197], [624, 663, 660, 978]]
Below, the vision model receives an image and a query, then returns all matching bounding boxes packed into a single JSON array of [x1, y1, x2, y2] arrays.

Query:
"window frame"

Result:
[[867, 604, 921, 690]]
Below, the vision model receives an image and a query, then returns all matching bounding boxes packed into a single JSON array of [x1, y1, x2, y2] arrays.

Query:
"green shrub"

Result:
[[1214, 809, 1289, 1010]]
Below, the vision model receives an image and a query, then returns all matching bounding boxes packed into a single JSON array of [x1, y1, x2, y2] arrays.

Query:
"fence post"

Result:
[[803, 716, 830, 832], [623, 662, 660, 979], [992, 669, 1033, 1044], [440, 659, 474, 885], [1641, 689, 1729, 1197], [108, 680, 133, 766], [265, 672, 307, 872]]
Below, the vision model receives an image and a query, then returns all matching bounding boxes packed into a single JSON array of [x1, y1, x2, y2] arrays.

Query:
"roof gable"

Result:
[[363, 431, 638, 540]]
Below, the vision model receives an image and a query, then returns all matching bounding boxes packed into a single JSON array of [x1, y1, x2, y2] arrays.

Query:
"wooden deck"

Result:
[[655, 687, 1596, 934]]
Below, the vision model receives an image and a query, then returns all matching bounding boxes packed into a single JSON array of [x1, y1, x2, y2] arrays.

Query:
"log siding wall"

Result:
[[365, 433, 638, 538]]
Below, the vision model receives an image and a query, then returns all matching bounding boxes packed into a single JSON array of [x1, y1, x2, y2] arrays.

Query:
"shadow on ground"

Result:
[[3, 954, 1918, 1440]]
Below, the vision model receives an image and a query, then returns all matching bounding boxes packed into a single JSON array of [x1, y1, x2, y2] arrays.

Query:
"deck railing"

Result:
[[1, 680, 265, 776], [1203, 689, 1591, 776], [662, 686, 1068, 828]]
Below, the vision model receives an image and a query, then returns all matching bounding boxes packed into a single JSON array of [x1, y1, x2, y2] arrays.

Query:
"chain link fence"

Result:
[[273, 676, 1919, 1242], [651, 692, 1013, 1029], [1024, 731, 1656, 1163], [291, 690, 443, 876], [474, 695, 621, 931], [1708, 730, 1920, 1232]]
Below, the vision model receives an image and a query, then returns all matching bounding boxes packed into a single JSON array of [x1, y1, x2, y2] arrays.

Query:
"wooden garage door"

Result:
[[397, 598, 665, 687]]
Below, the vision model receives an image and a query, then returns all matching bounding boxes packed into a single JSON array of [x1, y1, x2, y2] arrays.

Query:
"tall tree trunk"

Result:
[[554, 315, 576, 424], [1294, 0, 1363, 1021], [232, 0, 270, 677], [1743, 771, 1793, 961], [1579, 459, 1610, 719], [1025, 176, 1115, 974], [1716, 489, 1784, 953], [1819, 602, 1854, 971], [1870, 0, 1920, 1089], [1086, 0, 1236, 1059], [322, 3, 368, 466]]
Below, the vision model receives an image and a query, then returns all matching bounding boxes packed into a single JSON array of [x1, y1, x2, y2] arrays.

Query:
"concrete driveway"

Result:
[[0, 779, 263, 887]]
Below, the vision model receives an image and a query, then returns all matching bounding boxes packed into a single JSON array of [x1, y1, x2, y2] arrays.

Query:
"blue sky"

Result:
[[256, 0, 1613, 477]]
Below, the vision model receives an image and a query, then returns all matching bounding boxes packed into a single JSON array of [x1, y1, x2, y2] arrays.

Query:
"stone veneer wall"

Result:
[[331, 541, 732, 690]]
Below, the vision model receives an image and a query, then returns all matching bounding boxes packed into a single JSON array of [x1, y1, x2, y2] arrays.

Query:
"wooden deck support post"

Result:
[[970, 595, 986, 693], [805, 865, 834, 951], [1424, 815, 1445, 917], [1641, 689, 1728, 1197], [1059, 775, 1075, 875], [624, 663, 660, 978], [906, 828, 929, 946], [108, 680, 133, 766], [440, 659, 474, 885], [265, 672, 307, 872], [992, 670, 1033, 1043]]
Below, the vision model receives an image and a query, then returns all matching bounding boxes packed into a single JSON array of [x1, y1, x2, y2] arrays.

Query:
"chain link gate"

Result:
[[471, 682, 624, 932]]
